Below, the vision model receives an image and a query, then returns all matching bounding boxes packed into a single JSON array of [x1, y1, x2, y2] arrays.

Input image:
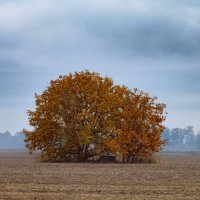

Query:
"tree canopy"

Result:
[[24, 71, 166, 162]]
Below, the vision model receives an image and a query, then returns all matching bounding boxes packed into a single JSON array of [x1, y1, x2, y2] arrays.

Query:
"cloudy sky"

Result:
[[0, 0, 200, 133]]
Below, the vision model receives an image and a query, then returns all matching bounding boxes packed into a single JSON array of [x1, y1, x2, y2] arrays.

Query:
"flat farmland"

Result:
[[0, 151, 199, 200]]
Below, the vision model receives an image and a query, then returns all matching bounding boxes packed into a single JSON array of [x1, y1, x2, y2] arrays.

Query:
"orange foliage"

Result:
[[24, 71, 166, 162]]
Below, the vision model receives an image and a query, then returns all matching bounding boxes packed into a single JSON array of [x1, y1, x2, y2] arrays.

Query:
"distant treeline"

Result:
[[0, 127, 199, 151], [0, 131, 25, 149], [162, 126, 200, 151]]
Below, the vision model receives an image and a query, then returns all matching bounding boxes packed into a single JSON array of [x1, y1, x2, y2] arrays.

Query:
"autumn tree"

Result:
[[24, 71, 166, 162], [105, 88, 166, 162]]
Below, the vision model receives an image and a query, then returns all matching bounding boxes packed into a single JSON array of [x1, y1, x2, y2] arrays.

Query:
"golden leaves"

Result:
[[24, 71, 166, 162]]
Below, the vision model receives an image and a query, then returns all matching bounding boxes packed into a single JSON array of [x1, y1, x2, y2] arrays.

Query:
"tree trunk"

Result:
[[83, 145, 89, 162], [131, 154, 136, 163], [122, 155, 125, 163]]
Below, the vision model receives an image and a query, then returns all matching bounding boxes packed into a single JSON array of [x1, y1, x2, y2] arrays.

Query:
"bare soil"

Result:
[[0, 151, 199, 200]]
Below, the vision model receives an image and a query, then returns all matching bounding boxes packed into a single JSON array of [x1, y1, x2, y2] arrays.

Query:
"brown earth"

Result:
[[0, 151, 199, 200]]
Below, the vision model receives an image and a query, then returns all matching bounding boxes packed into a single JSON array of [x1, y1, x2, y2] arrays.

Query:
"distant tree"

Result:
[[24, 71, 166, 162], [0, 131, 25, 149], [183, 126, 195, 148], [162, 128, 170, 141], [162, 126, 199, 151], [3, 131, 11, 136], [195, 133, 200, 151], [170, 128, 184, 146]]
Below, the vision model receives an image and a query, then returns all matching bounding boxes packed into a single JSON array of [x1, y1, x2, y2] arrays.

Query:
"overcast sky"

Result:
[[0, 0, 200, 133]]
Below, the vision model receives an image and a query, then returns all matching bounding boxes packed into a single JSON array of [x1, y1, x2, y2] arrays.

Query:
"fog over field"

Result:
[[0, 131, 25, 149], [1, 127, 200, 152]]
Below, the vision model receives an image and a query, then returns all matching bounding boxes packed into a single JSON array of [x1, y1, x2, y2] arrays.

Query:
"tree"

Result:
[[105, 88, 166, 162], [162, 126, 198, 151], [24, 71, 166, 162]]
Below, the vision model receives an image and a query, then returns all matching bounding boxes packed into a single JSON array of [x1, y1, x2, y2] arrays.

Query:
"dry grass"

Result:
[[0, 151, 199, 200]]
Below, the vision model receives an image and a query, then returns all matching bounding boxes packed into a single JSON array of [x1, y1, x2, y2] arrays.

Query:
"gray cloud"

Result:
[[0, 0, 200, 132], [1, 0, 200, 57]]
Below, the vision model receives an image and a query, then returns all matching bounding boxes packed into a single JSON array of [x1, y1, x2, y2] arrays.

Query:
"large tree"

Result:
[[105, 88, 166, 162], [24, 71, 166, 162]]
